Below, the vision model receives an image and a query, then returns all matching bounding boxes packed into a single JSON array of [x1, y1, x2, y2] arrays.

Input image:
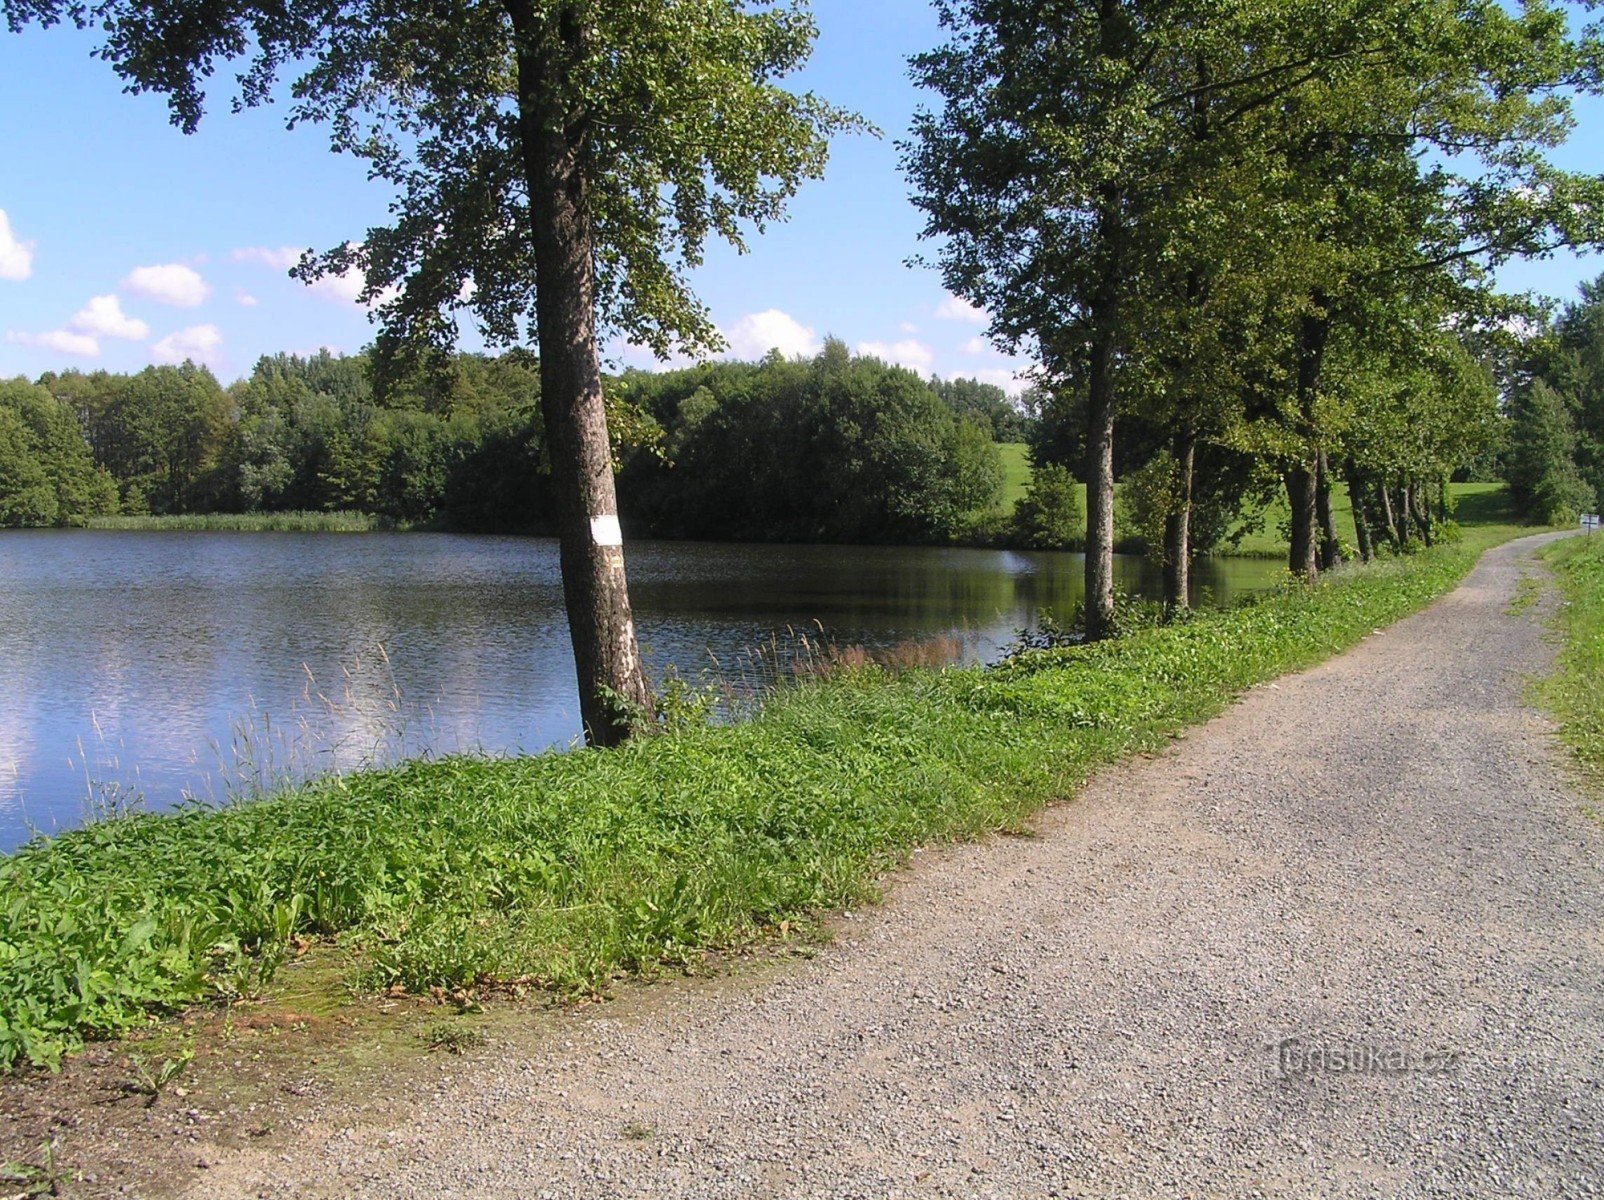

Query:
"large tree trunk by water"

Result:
[[1162, 433, 1195, 613], [510, 0, 652, 746], [1084, 326, 1117, 640], [1286, 301, 1329, 580], [1285, 465, 1319, 580], [1316, 449, 1343, 572]]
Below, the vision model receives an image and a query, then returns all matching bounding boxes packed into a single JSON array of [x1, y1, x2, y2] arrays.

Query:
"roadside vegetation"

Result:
[[0, 519, 1528, 1073], [1542, 533, 1604, 792]]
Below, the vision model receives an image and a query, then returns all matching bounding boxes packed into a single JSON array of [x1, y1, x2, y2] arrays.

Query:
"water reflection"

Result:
[[0, 531, 1284, 849]]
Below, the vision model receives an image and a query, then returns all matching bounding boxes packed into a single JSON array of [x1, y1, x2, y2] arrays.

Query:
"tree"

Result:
[[6, 1, 861, 745], [0, 378, 118, 525], [903, 0, 1398, 632], [1011, 463, 1083, 550], [1506, 379, 1596, 524]]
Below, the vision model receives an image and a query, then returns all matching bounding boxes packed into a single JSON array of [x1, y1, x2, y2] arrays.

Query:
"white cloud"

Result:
[[857, 339, 935, 373], [68, 294, 148, 341], [936, 295, 987, 324], [151, 324, 223, 368], [123, 263, 210, 307], [235, 289, 259, 307], [5, 328, 99, 357], [232, 246, 304, 272], [899, 321, 920, 335], [723, 309, 821, 360], [960, 336, 990, 355], [965, 367, 1030, 397], [0, 210, 33, 282]]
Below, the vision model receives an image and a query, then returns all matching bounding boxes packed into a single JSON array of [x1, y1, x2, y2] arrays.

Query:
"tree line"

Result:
[[0, 347, 1028, 544], [904, 0, 1603, 634], [1503, 275, 1604, 525]]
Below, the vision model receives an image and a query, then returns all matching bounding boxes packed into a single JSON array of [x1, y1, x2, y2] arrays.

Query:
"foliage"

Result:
[[618, 342, 1004, 544], [1506, 380, 1597, 525], [0, 378, 117, 527], [0, 518, 1529, 1073], [1010, 462, 1083, 549]]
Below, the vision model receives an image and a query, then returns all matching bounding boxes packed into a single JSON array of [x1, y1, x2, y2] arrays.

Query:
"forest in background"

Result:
[[8, 272, 1602, 552], [0, 342, 1031, 545]]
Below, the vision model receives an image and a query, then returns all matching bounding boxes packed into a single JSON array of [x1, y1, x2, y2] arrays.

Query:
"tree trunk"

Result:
[[1285, 465, 1319, 579], [510, 0, 652, 746], [1377, 480, 1401, 550], [1286, 300, 1329, 580], [1345, 462, 1374, 563], [1315, 449, 1343, 572], [1412, 482, 1434, 547], [1397, 484, 1417, 545], [1162, 433, 1195, 613], [1084, 324, 1117, 640]]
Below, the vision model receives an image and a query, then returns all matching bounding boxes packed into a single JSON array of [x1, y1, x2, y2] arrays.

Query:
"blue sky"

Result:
[[0, 1, 1598, 389]]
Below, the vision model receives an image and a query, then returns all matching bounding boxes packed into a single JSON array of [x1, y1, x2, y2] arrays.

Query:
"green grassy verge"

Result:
[[85, 511, 406, 533], [0, 521, 1533, 1072], [1541, 533, 1604, 793]]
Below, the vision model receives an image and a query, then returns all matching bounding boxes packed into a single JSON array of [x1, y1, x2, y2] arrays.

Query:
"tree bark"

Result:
[[1377, 480, 1401, 550], [1315, 448, 1343, 572], [1411, 482, 1434, 547], [1286, 300, 1329, 580], [1162, 433, 1195, 613], [1084, 322, 1117, 640], [1345, 462, 1374, 563], [1396, 484, 1417, 545], [509, 0, 652, 746], [1285, 465, 1319, 579]]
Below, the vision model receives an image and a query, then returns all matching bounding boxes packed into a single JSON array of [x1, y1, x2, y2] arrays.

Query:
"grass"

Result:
[[85, 511, 406, 533], [997, 442, 1034, 512], [1220, 480, 1512, 558], [0, 512, 1536, 1073], [1541, 532, 1604, 795]]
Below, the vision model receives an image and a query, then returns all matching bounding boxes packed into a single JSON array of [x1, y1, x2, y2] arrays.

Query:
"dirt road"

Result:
[[191, 533, 1603, 1199]]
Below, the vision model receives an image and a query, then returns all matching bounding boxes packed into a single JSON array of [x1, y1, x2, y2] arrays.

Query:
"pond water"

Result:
[[0, 531, 1286, 850]]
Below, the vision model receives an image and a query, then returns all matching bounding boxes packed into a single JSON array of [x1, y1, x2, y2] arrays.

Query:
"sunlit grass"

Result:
[[1542, 532, 1604, 795]]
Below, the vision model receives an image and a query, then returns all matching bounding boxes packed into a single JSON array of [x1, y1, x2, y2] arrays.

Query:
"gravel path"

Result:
[[191, 533, 1604, 1199]]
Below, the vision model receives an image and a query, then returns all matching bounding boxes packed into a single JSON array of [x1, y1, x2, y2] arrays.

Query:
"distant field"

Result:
[[997, 442, 1034, 511]]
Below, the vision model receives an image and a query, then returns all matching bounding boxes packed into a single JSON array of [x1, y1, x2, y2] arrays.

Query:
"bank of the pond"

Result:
[[85, 511, 416, 532], [0, 523, 1533, 1072], [1542, 533, 1604, 791]]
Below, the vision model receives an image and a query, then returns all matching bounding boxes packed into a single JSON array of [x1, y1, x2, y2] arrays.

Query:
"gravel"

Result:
[[188, 533, 1604, 1199]]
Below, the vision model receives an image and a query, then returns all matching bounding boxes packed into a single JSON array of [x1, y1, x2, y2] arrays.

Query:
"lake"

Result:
[[0, 531, 1285, 850]]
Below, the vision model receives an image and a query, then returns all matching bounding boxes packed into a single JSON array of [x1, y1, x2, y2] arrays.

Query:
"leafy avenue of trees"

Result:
[[904, 0, 1604, 636]]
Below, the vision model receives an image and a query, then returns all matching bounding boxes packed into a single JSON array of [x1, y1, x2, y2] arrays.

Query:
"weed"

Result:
[[0, 1141, 62, 1198], [419, 1021, 487, 1055], [119, 1047, 194, 1106]]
